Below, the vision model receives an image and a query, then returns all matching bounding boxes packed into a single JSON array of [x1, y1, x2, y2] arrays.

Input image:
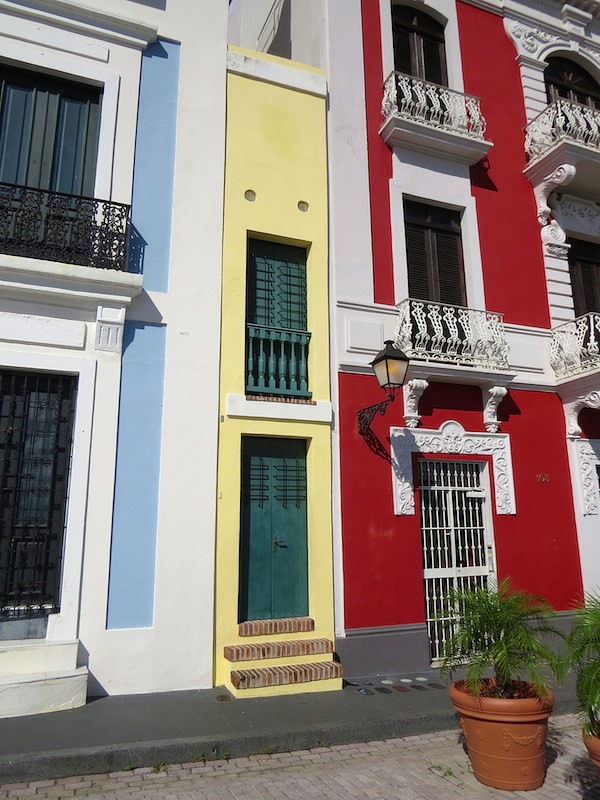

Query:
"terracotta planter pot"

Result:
[[583, 731, 600, 775], [449, 680, 554, 791]]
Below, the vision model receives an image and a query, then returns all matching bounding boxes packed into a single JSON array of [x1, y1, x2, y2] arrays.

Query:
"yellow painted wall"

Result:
[[215, 49, 334, 694]]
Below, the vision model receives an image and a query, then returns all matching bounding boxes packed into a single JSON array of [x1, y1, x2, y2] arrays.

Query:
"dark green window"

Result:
[[392, 5, 447, 86], [0, 66, 101, 197], [404, 200, 466, 306], [544, 57, 600, 109], [246, 239, 311, 398], [569, 238, 600, 316]]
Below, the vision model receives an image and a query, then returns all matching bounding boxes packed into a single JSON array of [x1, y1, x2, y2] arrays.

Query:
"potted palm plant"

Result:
[[562, 594, 600, 774], [439, 578, 560, 791]]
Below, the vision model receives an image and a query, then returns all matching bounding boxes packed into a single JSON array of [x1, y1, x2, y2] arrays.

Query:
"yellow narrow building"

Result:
[[214, 47, 340, 698]]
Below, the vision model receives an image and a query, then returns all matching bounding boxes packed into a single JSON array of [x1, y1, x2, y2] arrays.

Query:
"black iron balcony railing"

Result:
[[0, 182, 130, 271], [246, 324, 311, 398]]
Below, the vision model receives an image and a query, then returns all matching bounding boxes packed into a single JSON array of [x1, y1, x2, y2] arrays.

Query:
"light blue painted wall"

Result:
[[107, 322, 166, 629], [128, 39, 180, 290]]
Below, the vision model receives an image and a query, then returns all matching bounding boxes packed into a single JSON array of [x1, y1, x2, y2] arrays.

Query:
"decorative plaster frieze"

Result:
[[505, 19, 561, 58], [95, 305, 126, 353], [552, 194, 600, 238], [390, 420, 516, 516], [483, 386, 508, 433], [566, 390, 600, 436], [541, 219, 570, 258], [574, 437, 600, 514], [403, 379, 429, 428]]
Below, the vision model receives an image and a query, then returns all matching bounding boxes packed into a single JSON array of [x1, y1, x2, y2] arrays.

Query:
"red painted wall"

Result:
[[360, 0, 395, 305], [340, 373, 583, 629], [457, 2, 551, 328]]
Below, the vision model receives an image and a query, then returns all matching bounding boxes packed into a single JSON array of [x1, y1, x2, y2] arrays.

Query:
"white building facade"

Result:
[[0, 0, 227, 714]]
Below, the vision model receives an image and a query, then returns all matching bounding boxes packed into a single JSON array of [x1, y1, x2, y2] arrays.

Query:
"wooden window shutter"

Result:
[[434, 230, 465, 306], [247, 239, 307, 331], [569, 239, 600, 316], [0, 66, 101, 195], [406, 224, 431, 300]]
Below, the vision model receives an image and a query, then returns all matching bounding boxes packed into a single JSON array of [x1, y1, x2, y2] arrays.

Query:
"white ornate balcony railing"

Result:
[[551, 312, 600, 378], [525, 98, 600, 162], [381, 72, 487, 141], [394, 299, 509, 371]]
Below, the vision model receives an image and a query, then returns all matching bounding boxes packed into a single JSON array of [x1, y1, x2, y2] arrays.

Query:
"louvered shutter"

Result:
[[247, 240, 307, 331], [406, 224, 431, 300], [569, 239, 600, 316], [434, 230, 465, 306], [0, 67, 100, 195], [423, 39, 447, 86]]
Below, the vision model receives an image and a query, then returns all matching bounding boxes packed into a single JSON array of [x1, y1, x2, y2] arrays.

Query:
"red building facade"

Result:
[[329, 0, 600, 677]]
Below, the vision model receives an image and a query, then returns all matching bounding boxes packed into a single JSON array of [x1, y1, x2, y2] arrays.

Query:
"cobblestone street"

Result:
[[1, 713, 599, 800]]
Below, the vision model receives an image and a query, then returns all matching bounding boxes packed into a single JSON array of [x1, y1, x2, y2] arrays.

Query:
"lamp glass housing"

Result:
[[371, 340, 409, 395]]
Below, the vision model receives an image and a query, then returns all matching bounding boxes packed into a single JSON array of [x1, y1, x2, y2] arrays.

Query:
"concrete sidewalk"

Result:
[[0, 673, 578, 785]]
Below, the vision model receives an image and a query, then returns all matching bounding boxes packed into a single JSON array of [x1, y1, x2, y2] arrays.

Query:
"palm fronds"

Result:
[[563, 594, 600, 737], [439, 578, 559, 699]]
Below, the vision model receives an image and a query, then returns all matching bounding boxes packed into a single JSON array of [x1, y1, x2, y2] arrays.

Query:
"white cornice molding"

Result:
[[0, 0, 158, 49], [390, 420, 516, 515], [0, 255, 143, 312], [227, 50, 327, 97]]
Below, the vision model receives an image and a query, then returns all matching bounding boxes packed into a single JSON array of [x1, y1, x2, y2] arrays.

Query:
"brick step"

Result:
[[238, 617, 314, 637], [224, 637, 333, 662], [231, 660, 343, 690]]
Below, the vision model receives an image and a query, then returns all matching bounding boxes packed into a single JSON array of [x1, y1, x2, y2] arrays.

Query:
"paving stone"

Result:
[[2, 713, 600, 799]]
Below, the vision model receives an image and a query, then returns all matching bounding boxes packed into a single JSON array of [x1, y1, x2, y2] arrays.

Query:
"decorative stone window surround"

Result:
[[0, 0, 158, 205], [572, 436, 600, 514], [379, 0, 469, 95], [390, 419, 516, 515]]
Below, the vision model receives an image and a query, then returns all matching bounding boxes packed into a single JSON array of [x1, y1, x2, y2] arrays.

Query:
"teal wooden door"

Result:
[[239, 437, 308, 622]]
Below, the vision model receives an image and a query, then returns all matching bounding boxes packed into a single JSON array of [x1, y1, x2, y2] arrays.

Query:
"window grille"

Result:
[[418, 459, 494, 661], [245, 239, 311, 398], [0, 371, 77, 618]]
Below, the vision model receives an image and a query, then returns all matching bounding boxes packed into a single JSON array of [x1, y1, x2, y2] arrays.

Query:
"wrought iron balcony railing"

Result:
[[394, 298, 509, 371], [525, 98, 600, 162], [381, 72, 487, 141], [0, 183, 130, 271], [551, 312, 600, 378], [246, 324, 311, 398]]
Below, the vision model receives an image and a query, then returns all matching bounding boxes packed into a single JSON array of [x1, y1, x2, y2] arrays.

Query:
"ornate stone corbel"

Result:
[[95, 305, 126, 353], [541, 219, 570, 258], [531, 165, 576, 257], [403, 379, 429, 428], [566, 390, 600, 437], [483, 386, 508, 433], [534, 165, 576, 226]]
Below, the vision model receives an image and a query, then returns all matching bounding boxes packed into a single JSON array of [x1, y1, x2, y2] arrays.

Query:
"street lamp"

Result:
[[357, 340, 410, 459], [370, 340, 410, 401]]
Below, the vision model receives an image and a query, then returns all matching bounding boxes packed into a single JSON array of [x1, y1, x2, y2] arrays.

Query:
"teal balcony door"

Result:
[[239, 437, 309, 622], [245, 239, 311, 398]]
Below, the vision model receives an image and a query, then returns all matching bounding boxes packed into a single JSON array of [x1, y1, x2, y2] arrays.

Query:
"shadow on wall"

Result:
[[127, 224, 147, 275], [127, 0, 166, 8], [267, 0, 292, 59]]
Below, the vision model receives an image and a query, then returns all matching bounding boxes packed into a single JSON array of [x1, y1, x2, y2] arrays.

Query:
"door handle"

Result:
[[273, 536, 286, 552]]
